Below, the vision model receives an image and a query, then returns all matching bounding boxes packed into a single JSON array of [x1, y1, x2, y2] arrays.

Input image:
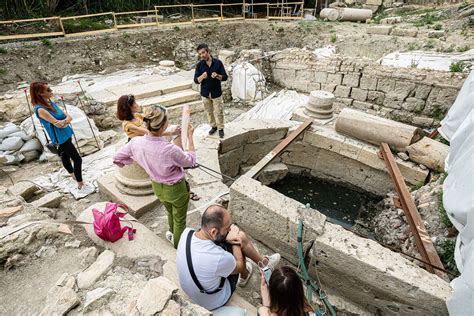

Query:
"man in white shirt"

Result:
[[176, 204, 280, 311]]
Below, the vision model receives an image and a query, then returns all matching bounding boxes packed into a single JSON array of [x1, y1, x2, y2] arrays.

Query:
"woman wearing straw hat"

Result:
[[113, 104, 196, 248]]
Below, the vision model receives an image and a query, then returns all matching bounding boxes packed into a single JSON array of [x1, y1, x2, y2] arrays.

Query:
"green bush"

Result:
[[0, 68, 6, 75], [414, 14, 441, 27], [430, 104, 445, 121], [330, 33, 337, 43], [440, 239, 458, 273], [62, 18, 109, 34], [438, 190, 452, 228], [41, 38, 52, 48], [0, 47, 7, 54], [449, 61, 465, 72]]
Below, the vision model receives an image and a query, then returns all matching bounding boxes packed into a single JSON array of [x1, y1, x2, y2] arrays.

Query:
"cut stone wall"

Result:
[[270, 48, 468, 127], [229, 175, 451, 315]]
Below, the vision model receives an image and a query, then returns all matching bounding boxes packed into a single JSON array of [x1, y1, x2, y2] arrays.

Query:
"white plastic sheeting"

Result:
[[439, 71, 474, 142], [233, 90, 308, 122], [442, 71, 474, 315], [231, 62, 266, 102], [380, 49, 474, 71], [32, 144, 116, 200], [313, 45, 336, 58]]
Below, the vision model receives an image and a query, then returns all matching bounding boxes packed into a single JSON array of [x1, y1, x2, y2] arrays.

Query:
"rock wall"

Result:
[[270, 48, 468, 127]]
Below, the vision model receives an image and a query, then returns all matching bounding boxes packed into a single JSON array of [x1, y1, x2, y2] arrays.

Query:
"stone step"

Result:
[[140, 89, 201, 108], [78, 202, 257, 315], [167, 100, 203, 119]]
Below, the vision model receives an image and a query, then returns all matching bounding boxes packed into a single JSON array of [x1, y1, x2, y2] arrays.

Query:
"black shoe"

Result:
[[209, 127, 217, 135], [218, 129, 224, 138]]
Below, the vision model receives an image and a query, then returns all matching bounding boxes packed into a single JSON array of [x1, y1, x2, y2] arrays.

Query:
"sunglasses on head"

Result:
[[127, 94, 134, 105]]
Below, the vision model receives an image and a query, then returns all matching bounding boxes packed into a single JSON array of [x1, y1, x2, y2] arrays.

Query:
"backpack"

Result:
[[92, 202, 136, 242]]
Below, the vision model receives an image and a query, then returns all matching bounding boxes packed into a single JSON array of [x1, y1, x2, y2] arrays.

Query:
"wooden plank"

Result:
[[0, 32, 64, 41], [193, 3, 224, 7], [268, 16, 303, 20], [222, 3, 245, 6], [155, 4, 192, 8], [116, 22, 156, 29], [222, 17, 245, 21], [193, 17, 220, 22], [379, 142, 447, 280], [114, 10, 156, 16], [246, 119, 313, 179], [60, 12, 114, 20], [64, 28, 116, 37], [0, 16, 60, 24]]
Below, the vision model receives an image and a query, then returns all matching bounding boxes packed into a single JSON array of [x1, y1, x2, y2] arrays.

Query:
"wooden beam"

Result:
[[379, 142, 447, 280], [64, 28, 116, 37], [116, 22, 157, 29], [60, 12, 114, 20], [193, 17, 220, 22], [0, 16, 61, 24], [246, 119, 313, 179], [114, 10, 156, 16], [0, 32, 64, 41]]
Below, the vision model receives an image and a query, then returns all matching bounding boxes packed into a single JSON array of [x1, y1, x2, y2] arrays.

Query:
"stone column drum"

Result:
[[304, 90, 335, 119], [114, 138, 153, 196]]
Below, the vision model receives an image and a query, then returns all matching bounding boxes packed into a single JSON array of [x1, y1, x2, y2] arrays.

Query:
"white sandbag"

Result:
[[22, 150, 40, 162], [439, 70, 474, 141], [3, 153, 25, 165], [0, 136, 24, 151], [0, 124, 20, 139], [231, 62, 266, 102], [19, 138, 43, 153], [9, 130, 32, 141]]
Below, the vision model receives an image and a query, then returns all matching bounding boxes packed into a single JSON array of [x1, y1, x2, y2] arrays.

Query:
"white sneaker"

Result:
[[237, 261, 253, 287], [165, 231, 174, 245], [265, 253, 281, 270]]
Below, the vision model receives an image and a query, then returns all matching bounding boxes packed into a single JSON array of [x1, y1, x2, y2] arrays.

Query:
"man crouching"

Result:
[[176, 204, 280, 311]]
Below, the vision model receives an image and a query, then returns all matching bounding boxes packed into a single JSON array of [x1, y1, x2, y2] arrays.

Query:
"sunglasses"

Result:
[[127, 94, 134, 105], [47, 88, 52, 92]]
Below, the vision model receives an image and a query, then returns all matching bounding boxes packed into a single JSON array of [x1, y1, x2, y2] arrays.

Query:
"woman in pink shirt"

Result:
[[113, 105, 196, 248]]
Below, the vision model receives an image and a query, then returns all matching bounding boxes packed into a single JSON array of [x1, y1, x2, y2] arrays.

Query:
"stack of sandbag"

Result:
[[0, 122, 43, 165]]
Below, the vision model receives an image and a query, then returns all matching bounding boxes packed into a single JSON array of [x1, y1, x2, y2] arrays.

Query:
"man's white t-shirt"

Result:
[[176, 228, 236, 311]]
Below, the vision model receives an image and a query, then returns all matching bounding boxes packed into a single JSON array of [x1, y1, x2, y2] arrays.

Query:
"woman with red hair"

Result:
[[31, 81, 94, 196]]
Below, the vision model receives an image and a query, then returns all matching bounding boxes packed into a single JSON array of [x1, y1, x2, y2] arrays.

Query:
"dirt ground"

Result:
[[0, 4, 472, 94]]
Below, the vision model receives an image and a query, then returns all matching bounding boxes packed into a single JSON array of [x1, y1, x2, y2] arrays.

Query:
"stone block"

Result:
[[367, 91, 385, 105], [219, 146, 244, 178], [377, 78, 396, 93], [402, 97, 425, 112], [428, 30, 445, 38], [77, 250, 115, 289], [83, 288, 115, 312], [314, 71, 328, 84], [381, 17, 402, 24], [367, 25, 393, 35], [97, 173, 159, 218], [334, 85, 352, 98], [342, 73, 361, 88], [40, 283, 80, 316], [393, 81, 416, 100], [31, 191, 62, 208], [352, 100, 374, 110], [359, 75, 378, 90], [242, 140, 281, 165], [351, 88, 368, 101], [137, 277, 178, 315], [8, 181, 40, 200], [326, 73, 343, 85], [383, 95, 403, 109], [257, 163, 289, 186], [412, 116, 435, 127], [391, 28, 418, 37], [321, 84, 337, 93], [414, 85, 432, 100]]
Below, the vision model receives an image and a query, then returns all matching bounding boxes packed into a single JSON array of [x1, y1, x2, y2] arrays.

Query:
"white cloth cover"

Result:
[[439, 70, 474, 142], [444, 108, 474, 315], [231, 62, 266, 102]]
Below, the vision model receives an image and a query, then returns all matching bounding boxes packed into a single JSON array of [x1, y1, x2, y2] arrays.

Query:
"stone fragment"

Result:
[[367, 25, 393, 35], [428, 30, 445, 38], [40, 283, 80, 316], [55, 273, 76, 289], [36, 246, 57, 258], [381, 16, 402, 24], [391, 28, 418, 37], [65, 240, 81, 248], [8, 181, 39, 200], [77, 250, 115, 289], [397, 152, 409, 161], [351, 88, 368, 101], [83, 287, 115, 312], [136, 277, 178, 315], [162, 300, 181, 316], [0, 205, 23, 218], [32, 191, 62, 208], [334, 85, 352, 98], [342, 73, 361, 88]]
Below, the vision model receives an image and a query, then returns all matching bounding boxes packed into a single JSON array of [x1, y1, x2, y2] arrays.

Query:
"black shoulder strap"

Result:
[[185, 229, 226, 295]]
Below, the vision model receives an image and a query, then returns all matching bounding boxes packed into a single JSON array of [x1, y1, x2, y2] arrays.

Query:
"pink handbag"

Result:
[[92, 202, 136, 242]]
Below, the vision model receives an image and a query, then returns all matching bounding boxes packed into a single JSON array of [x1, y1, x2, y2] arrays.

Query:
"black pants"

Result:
[[58, 138, 83, 182]]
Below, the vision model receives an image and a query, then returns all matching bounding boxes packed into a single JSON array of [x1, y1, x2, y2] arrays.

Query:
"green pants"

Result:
[[152, 179, 190, 248]]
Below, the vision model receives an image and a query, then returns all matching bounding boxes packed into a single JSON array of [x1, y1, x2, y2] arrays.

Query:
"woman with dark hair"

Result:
[[31, 81, 94, 196], [113, 104, 196, 248], [116, 94, 149, 140], [259, 266, 314, 316]]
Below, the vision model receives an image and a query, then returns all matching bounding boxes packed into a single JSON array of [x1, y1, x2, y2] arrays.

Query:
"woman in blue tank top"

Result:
[[31, 81, 94, 196]]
